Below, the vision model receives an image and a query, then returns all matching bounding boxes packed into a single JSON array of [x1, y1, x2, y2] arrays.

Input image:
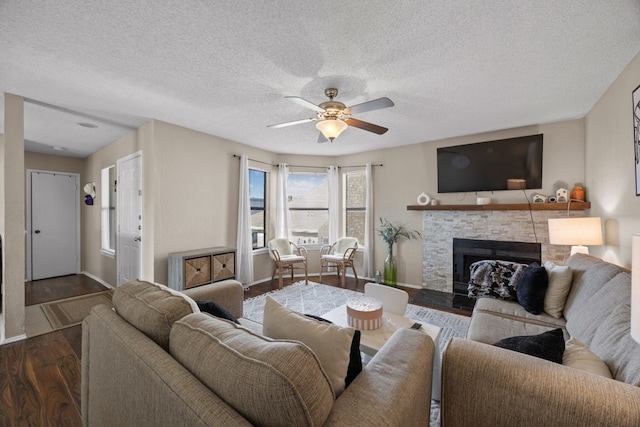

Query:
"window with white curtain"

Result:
[[343, 169, 366, 245], [287, 172, 329, 245], [100, 165, 116, 256], [249, 168, 267, 249]]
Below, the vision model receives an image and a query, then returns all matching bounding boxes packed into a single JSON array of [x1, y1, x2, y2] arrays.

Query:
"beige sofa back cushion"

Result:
[[565, 272, 631, 345], [113, 279, 198, 351], [564, 254, 626, 322], [589, 304, 640, 386], [262, 296, 356, 396], [170, 313, 335, 427]]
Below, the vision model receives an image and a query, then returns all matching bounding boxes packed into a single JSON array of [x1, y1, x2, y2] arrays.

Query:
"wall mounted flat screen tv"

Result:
[[437, 134, 543, 193]]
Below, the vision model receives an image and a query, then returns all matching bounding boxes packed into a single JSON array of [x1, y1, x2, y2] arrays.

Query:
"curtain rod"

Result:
[[233, 154, 382, 169]]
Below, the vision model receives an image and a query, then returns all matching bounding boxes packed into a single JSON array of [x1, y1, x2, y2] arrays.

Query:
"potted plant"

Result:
[[376, 218, 420, 286]]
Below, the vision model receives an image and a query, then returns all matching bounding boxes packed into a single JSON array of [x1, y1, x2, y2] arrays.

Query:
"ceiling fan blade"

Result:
[[317, 132, 329, 143], [345, 118, 389, 135], [267, 118, 315, 128], [347, 97, 394, 115], [285, 96, 325, 112]]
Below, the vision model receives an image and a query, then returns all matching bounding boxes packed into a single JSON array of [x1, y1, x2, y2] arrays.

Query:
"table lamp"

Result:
[[547, 217, 603, 256], [632, 234, 640, 343]]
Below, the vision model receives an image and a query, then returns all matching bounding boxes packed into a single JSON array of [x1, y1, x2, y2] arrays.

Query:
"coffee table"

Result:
[[321, 304, 442, 400]]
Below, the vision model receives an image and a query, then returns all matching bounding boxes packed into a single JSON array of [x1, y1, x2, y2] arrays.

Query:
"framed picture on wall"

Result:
[[634, 83, 640, 195]]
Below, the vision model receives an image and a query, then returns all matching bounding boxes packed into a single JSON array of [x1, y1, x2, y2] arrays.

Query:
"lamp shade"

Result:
[[632, 234, 640, 343], [316, 119, 347, 141], [548, 217, 603, 255], [548, 217, 603, 245]]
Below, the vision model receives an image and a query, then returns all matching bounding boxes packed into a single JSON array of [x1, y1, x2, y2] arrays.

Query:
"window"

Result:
[[344, 169, 366, 245], [249, 169, 267, 249], [101, 165, 116, 255], [288, 172, 329, 245]]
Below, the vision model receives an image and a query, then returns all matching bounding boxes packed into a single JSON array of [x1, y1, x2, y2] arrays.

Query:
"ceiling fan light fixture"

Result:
[[316, 119, 347, 141]]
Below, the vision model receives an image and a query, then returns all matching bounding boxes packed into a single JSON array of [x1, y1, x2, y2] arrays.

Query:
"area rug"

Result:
[[41, 290, 114, 330], [243, 281, 470, 427]]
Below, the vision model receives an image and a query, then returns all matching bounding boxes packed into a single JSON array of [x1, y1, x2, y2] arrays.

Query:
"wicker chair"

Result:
[[319, 237, 359, 288], [267, 238, 308, 289]]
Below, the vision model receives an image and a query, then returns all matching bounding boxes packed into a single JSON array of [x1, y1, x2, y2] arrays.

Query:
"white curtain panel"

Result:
[[275, 163, 290, 239], [363, 163, 375, 278], [327, 165, 339, 244], [235, 155, 254, 287]]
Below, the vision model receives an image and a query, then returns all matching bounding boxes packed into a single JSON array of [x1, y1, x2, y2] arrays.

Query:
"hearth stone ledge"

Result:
[[421, 209, 584, 293]]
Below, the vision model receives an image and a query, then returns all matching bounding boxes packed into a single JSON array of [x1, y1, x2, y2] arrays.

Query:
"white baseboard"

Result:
[[81, 271, 115, 289], [1, 333, 27, 345]]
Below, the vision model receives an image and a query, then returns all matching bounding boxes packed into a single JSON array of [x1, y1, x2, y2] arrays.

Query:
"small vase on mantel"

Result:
[[384, 244, 398, 287]]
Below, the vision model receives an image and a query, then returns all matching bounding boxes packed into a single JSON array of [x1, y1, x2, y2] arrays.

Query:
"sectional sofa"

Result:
[[441, 254, 640, 426], [82, 279, 435, 426]]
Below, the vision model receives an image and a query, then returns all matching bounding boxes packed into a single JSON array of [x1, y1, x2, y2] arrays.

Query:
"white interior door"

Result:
[[31, 171, 80, 280], [117, 152, 143, 286]]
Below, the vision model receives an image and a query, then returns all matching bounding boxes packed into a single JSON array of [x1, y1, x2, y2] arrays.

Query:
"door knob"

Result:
[[34, 230, 41, 234], [133, 236, 142, 242]]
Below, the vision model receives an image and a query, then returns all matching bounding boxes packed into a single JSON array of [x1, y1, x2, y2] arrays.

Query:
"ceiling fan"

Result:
[[268, 88, 394, 143]]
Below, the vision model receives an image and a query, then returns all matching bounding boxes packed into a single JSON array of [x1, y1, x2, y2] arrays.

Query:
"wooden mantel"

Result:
[[407, 202, 591, 211]]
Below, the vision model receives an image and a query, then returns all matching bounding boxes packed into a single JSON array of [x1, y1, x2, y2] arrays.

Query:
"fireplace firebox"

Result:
[[452, 238, 541, 309]]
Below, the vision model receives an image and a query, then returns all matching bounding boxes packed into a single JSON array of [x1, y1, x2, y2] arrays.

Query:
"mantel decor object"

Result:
[[571, 186, 585, 202], [416, 192, 431, 206], [376, 218, 420, 287]]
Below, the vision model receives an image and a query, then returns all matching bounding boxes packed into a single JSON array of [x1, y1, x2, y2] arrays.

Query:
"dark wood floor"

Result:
[[25, 274, 108, 306], [3, 274, 469, 426]]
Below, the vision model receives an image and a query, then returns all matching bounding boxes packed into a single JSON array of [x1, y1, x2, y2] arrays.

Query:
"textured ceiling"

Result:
[[1, 1, 640, 158]]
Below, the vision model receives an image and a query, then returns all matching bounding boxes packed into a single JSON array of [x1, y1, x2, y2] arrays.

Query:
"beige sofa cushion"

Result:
[[473, 298, 566, 328], [563, 338, 612, 379], [543, 261, 573, 318], [170, 313, 335, 427], [113, 279, 198, 351], [262, 296, 356, 396], [564, 254, 626, 322], [565, 272, 631, 345], [466, 310, 567, 344], [589, 304, 640, 386]]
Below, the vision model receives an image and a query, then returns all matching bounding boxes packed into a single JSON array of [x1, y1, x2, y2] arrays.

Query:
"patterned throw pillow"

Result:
[[468, 260, 528, 300]]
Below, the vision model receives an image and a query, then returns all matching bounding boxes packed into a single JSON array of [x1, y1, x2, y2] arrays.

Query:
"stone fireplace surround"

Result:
[[421, 208, 584, 293]]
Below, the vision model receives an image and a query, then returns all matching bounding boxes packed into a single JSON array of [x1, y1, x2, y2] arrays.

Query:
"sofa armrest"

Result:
[[442, 338, 640, 427], [183, 280, 244, 319], [324, 328, 434, 427]]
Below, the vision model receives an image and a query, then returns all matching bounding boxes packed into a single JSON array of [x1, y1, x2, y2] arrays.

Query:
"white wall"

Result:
[[585, 51, 640, 268], [2, 94, 26, 341]]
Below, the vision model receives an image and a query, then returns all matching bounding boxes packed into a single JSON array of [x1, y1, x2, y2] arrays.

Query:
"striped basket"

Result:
[[346, 296, 383, 330]]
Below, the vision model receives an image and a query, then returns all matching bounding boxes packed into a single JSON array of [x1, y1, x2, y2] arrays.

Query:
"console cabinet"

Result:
[[168, 247, 235, 291]]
